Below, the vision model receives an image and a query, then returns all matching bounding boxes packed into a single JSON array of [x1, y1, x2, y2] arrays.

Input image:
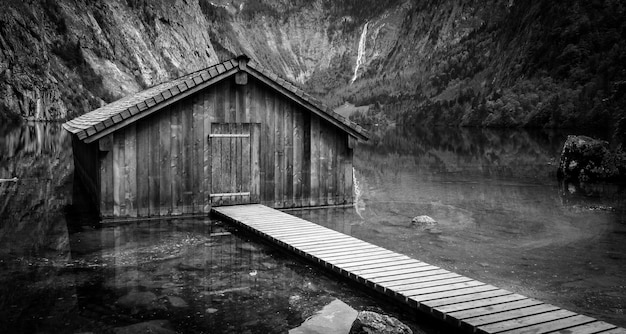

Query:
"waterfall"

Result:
[[351, 22, 369, 84]]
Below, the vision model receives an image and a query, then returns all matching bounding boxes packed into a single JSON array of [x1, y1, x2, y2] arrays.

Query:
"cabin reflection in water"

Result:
[[70, 219, 308, 332]]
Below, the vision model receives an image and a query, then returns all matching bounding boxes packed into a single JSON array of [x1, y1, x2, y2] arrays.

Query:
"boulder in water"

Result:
[[116, 291, 166, 313], [113, 320, 175, 334], [349, 311, 413, 334], [410, 215, 437, 226], [557, 135, 626, 182], [164, 295, 188, 308]]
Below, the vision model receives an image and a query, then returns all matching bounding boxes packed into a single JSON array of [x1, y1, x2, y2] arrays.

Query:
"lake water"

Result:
[[1, 122, 625, 332], [292, 126, 626, 328], [0, 122, 442, 334]]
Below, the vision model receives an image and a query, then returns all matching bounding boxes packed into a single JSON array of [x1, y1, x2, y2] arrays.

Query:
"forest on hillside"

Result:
[[343, 0, 626, 143], [1, 0, 624, 140]]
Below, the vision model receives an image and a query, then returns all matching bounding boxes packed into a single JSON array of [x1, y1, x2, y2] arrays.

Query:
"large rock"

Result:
[[411, 215, 437, 226], [349, 311, 413, 334], [115, 291, 166, 313], [289, 299, 358, 334], [557, 135, 626, 182], [113, 320, 176, 334]]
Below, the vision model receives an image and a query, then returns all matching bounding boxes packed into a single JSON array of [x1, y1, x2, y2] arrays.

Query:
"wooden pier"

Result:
[[212, 204, 625, 334]]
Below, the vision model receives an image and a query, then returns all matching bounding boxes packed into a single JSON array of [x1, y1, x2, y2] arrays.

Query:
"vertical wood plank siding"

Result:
[[71, 137, 99, 211], [94, 76, 355, 219]]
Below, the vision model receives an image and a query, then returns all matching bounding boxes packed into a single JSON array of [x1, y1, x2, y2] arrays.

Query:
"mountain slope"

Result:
[[339, 0, 626, 131], [0, 0, 220, 121], [1, 0, 624, 134]]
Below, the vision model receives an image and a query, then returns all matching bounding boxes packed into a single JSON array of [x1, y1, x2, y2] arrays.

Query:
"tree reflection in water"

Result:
[[0, 122, 439, 334], [293, 125, 626, 328]]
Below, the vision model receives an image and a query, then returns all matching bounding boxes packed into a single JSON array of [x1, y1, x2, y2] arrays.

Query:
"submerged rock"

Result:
[[349, 311, 413, 334], [164, 295, 188, 308], [558, 135, 626, 182], [113, 320, 175, 334], [290, 299, 358, 334], [410, 215, 437, 226], [116, 291, 165, 313]]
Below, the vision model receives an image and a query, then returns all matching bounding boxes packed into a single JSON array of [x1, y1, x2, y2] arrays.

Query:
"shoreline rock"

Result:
[[349, 311, 413, 334], [411, 215, 437, 226], [557, 135, 626, 183]]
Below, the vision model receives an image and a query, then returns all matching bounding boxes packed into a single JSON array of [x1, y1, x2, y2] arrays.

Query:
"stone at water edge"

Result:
[[349, 311, 413, 334], [557, 135, 626, 182], [411, 215, 437, 226]]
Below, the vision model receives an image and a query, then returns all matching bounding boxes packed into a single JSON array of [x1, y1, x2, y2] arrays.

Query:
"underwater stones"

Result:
[[164, 295, 188, 308], [558, 135, 626, 182], [115, 291, 165, 313], [349, 311, 413, 334], [410, 215, 437, 226], [290, 299, 358, 334], [113, 320, 176, 334]]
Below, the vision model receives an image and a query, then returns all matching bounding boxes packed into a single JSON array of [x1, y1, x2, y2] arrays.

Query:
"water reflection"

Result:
[[293, 125, 626, 328], [0, 122, 72, 220], [0, 219, 427, 334], [366, 126, 567, 180], [3, 121, 624, 331], [0, 122, 437, 334], [0, 122, 69, 160]]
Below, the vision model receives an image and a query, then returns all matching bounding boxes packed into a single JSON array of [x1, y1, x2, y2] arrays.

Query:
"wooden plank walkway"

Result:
[[212, 204, 626, 334]]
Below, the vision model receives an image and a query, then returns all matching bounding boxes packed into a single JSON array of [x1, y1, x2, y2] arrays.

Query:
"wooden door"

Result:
[[209, 123, 260, 206]]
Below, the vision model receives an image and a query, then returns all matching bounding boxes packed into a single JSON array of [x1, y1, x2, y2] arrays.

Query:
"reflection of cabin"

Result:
[[63, 55, 368, 221]]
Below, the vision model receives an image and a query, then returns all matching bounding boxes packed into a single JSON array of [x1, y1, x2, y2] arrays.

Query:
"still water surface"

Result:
[[1, 122, 625, 332], [293, 126, 626, 328], [0, 122, 438, 334]]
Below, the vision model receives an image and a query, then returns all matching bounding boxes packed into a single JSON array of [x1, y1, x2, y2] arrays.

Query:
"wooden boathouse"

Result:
[[63, 55, 368, 220]]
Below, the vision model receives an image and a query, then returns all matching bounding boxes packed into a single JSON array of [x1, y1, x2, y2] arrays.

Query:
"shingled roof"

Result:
[[63, 55, 368, 143]]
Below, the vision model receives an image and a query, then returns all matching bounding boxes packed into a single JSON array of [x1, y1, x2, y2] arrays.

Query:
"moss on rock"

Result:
[[557, 135, 626, 183]]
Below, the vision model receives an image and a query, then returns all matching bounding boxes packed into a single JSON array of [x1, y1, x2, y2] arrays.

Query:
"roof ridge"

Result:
[[245, 61, 366, 137], [63, 55, 368, 142]]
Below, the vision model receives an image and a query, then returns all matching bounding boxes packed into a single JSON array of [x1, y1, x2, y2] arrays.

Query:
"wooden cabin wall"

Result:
[[97, 76, 354, 219], [240, 77, 354, 208], [98, 97, 215, 219], [71, 136, 99, 210]]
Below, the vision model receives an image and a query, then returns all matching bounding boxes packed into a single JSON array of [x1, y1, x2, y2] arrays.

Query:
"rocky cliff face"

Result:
[[1, 0, 624, 131], [1, 0, 220, 121]]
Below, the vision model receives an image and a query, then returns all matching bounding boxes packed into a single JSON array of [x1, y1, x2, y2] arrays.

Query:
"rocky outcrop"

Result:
[[115, 291, 166, 314], [0, 0, 220, 120], [349, 311, 413, 334], [557, 135, 626, 183], [1, 0, 408, 121], [2, 0, 624, 129], [411, 215, 437, 226], [113, 320, 176, 334]]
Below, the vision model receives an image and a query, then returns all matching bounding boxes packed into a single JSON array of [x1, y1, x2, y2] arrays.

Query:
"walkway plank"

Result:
[[212, 204, 625, 334], [476, 309, 577, 333], [382, 273, 464, 287], [425, 290, 515, 309], [449, 298, 544, 321], [310, 245, 383, 256], [370, 269, 451, 283], [464, 304, 563, 327], [498, 314, 596, 334], [388, 276, 475, 292], [357, 264, 438, 277], [436, 294, 528, 314]]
